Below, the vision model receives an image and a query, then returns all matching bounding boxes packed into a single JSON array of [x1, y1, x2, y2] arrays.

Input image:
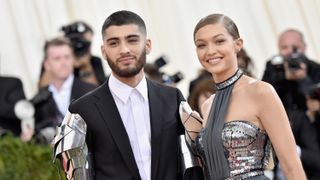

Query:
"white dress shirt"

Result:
[[109, 74, 151, 180], [48, 74, 74, 116]]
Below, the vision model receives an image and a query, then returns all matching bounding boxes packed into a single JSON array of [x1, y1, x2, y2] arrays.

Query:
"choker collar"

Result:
[[215, 69, 243, 90]]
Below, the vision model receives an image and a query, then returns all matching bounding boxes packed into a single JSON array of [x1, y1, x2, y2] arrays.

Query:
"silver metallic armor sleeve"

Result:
[[179, 102, 202, 177], [179, 135, 201, 175], [52, 111, 92, 180]]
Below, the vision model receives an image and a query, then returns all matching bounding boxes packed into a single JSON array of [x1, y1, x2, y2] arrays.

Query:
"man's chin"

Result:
[[114, 68, 141, 78]]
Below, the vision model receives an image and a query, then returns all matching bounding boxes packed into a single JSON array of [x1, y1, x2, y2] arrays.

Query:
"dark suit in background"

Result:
[[69, 79, 185, 180], [262, 57, 320, 111], [74, 55, 107, 85], [287, 110, 320, 180], [33, 77, 95, 132], [0, 76, 26, 135]]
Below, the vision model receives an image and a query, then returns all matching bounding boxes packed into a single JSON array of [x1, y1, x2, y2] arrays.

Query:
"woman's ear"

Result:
[[235, 38, 243, 53]]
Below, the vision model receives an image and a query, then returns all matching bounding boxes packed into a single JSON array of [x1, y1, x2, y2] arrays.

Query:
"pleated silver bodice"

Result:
[[195, 120, 272, 180]]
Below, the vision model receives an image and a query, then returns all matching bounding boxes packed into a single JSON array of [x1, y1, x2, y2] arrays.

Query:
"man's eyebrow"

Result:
[[126, 34, 140, 39], [106, 34, 140, 42], [106, 37, 119, 42]]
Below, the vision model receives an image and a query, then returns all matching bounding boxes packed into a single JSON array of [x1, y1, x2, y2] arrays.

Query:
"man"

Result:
[[32, 38, 95, 143], [65, 11, 186, 180], [262, 29, 320, 111], [0, 76, 25, 136]]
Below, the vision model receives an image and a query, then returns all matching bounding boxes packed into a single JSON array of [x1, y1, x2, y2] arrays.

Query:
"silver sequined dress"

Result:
[[195, 120, 272, 180]]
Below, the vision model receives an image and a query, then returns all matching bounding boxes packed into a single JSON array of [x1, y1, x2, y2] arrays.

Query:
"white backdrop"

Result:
[[1, 0, 319, 98]]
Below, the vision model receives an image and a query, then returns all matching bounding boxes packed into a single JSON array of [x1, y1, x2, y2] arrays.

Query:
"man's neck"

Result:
[[113, 71, 144, 88], [51, 78, 68, 92]]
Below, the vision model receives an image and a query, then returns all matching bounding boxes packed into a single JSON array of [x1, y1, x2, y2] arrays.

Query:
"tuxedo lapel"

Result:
[[147, 80, 164, 180], [94, 82, 141, 179]]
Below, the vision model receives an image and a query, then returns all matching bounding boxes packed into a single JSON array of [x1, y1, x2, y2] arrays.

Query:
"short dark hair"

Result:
[[44, 37, 73, 59], [69, 21, 94, 35], [101, 10, 147, 39], [194, 14, 240, 41]]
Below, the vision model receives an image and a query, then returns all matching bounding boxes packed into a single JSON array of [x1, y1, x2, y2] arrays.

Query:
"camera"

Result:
[[154, 56, 184, 84], [307, 83, 320, 101], [144, 56, 184, 84], [61, 22, 91, 57], [270, 55, 285, 72], [286, 46, 306, 71], [161, 72, 184, 84]]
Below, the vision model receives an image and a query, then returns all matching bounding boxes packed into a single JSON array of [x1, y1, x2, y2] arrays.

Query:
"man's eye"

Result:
[[108, 41, 118, 46], [128, 38, 139, 43]]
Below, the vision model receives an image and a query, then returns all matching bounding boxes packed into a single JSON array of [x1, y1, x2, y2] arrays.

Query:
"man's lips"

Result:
[[118, 56, 135, 64]]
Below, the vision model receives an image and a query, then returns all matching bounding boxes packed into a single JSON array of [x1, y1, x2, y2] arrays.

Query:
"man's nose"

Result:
[[120, 42, 130, 54]]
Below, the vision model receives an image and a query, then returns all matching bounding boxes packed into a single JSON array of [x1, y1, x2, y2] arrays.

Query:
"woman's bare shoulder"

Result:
[[244, 77, 276, 96]]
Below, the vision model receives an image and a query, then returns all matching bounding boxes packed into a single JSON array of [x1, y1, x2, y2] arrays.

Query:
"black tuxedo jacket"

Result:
[[69, 79, 185, 180], [0, 77, 26, 135], [33, 77, 96, 131], [287, 110, 320, 179]]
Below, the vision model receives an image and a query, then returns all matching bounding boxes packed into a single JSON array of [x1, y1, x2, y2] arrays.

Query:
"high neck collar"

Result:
[[215, 69, 243, 90]]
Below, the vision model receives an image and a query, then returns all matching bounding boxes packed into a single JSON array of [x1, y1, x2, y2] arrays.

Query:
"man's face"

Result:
[[101, 24, 151, 78], [278, 31, 306, 58], [44, 45, 74, 81]]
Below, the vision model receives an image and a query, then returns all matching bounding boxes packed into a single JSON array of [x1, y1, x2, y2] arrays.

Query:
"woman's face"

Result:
[[194, 23, 242, 78]]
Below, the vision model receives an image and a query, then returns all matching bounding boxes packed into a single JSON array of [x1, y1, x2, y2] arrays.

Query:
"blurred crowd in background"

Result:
[[1, 19, 320, 179]]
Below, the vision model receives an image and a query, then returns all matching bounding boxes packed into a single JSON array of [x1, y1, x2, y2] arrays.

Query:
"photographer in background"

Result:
[[305, 84, 320, 147], [262, 29, 320, 111], [62, 21, 106, 86], [279, 83, 320, 180]]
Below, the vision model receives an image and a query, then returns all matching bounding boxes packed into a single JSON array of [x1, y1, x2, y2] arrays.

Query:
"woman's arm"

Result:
[[256, 81, 306, 180]]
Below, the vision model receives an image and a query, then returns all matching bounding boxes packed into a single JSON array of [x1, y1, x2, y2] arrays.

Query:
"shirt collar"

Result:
[[48, 74, 74, 93], [109, 73, 148, 104]]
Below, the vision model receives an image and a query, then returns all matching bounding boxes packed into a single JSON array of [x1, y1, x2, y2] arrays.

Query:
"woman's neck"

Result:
[[213, 68, 238, 83], [214, 69, 243, 90]]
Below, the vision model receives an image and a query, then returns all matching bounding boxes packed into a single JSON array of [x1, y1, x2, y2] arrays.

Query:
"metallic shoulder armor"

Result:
[[52, 111, 92, 180]]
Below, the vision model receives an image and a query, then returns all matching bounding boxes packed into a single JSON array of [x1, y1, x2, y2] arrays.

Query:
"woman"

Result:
[[183, 14, 306, 180]]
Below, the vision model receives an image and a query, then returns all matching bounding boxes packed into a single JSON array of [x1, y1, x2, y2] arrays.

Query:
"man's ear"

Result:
[[146, 39, 152, 55], [101, 45, 107, 59], [43, 59, 50, 71]]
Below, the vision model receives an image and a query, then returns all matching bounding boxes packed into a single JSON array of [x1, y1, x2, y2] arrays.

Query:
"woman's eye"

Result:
[[196, 44, 206, 48], [216, 39, 225, 44]]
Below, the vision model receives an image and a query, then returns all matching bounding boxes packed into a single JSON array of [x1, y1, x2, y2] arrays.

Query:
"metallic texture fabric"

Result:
[[195, 121, 272, 180]]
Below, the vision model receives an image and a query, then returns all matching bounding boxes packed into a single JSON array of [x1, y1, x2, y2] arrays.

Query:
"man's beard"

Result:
[[106, 49, 146, 78]]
